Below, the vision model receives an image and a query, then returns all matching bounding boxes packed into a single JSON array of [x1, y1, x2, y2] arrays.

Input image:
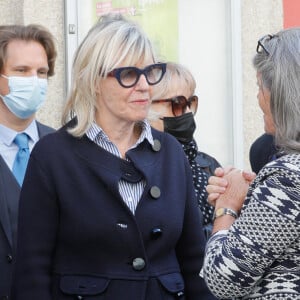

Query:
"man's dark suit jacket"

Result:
[[249, 133, 277, 174], [0, 121, 54, 300]]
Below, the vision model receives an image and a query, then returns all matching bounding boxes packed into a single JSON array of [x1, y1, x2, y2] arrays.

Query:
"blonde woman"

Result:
[[13, 14, 214, 300]]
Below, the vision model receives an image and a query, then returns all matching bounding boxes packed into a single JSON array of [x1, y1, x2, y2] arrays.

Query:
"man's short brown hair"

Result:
[[0, 24, 57, 76]]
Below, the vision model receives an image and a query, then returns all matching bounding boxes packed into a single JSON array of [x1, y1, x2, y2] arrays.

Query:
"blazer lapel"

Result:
[[0, 156, 19, 246], [36, 121, 55, 138]]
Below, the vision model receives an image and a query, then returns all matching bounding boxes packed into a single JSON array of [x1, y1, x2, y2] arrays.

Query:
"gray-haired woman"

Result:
[[203, 27, 300, 299]]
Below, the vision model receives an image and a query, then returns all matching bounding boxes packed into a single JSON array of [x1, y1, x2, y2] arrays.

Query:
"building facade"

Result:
[[0, 0, 294, 169]]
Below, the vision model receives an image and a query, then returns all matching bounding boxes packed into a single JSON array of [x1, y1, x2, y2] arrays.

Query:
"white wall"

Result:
[[178, 0, 237, 167]]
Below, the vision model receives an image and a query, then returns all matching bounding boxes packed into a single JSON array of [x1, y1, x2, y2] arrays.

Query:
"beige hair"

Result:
[[62, 13, 158, 137], [148, 62, 196, 121]]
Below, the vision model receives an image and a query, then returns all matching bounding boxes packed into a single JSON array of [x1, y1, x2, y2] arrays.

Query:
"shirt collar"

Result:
[[136, 120, 154, 146], [0, 120, 39, 146], [86, 120, 154, 146]]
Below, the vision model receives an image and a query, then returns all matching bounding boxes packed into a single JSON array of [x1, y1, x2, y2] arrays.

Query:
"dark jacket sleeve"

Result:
[[175, 158, 217, 300], [196, 152, 221, 177], [249, 134, 277, 174]]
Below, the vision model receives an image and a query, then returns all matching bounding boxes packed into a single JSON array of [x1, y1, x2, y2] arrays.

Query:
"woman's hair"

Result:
[[62, 13, 158, 137], [148, 62, 196, 121], [253, 27, 300, 153], [0, 24, 57, 76]]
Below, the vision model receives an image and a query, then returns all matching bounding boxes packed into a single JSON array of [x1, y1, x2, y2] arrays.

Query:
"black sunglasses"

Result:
[[107, 63, 166, 88], [256, 34, 274, 55], [152, 95, 198, 117]]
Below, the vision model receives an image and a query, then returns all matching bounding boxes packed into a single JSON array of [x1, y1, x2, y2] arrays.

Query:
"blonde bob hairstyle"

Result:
[[148, 62, 196, 121], [62, 13, 158, 137]]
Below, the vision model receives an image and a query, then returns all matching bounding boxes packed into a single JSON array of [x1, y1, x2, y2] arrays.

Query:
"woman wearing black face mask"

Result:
[[149, 62, 221, 239]]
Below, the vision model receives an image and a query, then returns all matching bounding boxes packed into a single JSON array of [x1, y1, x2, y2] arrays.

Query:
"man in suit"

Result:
[[0, 24, 57, 299]]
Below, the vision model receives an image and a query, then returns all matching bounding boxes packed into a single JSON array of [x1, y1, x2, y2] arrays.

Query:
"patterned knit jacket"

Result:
[[203, 153, 300, 299]]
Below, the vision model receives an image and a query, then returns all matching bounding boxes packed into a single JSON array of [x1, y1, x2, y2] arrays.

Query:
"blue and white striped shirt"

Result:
[[86, 121, 154, 214]]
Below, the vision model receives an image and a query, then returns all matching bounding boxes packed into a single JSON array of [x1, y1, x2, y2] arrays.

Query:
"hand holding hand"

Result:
[[206, 167, 256, 207], [215, 168, 251, 212]]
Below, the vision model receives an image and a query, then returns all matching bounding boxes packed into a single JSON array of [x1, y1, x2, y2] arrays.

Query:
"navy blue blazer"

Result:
[[0, 122, 54, 300], [249, 133, 277, 174], [13, 122, 216, 300]]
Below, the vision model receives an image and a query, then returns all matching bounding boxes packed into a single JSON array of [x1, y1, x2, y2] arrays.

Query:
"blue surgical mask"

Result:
[[0, 74, 47, 119]]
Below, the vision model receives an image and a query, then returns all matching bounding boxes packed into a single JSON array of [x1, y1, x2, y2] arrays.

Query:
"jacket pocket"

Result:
[[60, 275, 109, 296], [158, 273, 185, 298]]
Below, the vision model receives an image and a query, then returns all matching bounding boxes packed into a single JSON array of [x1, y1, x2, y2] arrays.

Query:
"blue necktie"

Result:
[[12, 133, 30, 186]]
